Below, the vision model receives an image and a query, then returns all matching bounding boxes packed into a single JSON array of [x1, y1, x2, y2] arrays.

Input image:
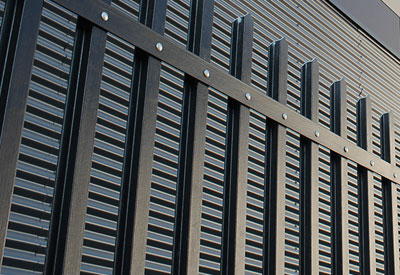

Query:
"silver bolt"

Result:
[[394, 172, 398, 179], [282, 113, 288, 120], [155, 42, 163, 52], [315, 130, 320, 137], [101, 11, 109, 22], [344, 146, 349, 153], [370, 160, 375, 166], [203, 69, 210, 78], [245, 92, 251, 100]]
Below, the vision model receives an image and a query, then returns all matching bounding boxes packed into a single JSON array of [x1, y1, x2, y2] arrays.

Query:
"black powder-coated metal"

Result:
[[113, 0, 166, 274], [44, 16, 86, 274], [380, 112, 400, 274], [299, 60, 319, 274], [44, 2, 110, 270], [357, 96, 376, 274], [0, 0, 20, 133], [172, 0, 214, 274], [1, 0, 400, 273], [330, 79, 350, 275], [0, 0, 43, 261], [50, 0, 400, 184], [263, 38, 288, 275], [221, 14, 253, 274]]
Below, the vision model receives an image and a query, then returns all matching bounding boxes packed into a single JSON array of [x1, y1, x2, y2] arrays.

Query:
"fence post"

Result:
[[221, 13, 253, 275], [263, 38, 288, 275], [0, 0, 43, 262], [113, 0, 167, 274], [330, 79, 350, 275], [44, 7, 111, 272], [172, 0, 214, 274], [380, 112, 400, 275], [356, 96, 376, 275], [299, 59, 319, 274]]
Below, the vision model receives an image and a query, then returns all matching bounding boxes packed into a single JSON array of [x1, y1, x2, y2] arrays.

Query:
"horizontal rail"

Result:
[[52, 0, 400, 184]]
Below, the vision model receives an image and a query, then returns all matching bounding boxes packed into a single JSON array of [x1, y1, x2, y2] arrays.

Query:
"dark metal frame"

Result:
[[1, 0, 400, 274]]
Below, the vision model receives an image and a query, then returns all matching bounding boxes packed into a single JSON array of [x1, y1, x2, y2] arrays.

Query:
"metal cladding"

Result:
[[1, 0, 400, 275]]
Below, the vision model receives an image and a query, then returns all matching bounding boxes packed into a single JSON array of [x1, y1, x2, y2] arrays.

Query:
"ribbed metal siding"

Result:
[[1, 1, 75, 273], [80, 33, 135, 275], [80, 0, 139, 273], [1, 0, 400, 274]]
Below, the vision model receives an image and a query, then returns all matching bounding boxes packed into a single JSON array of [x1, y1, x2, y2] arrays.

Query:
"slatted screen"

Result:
[[1, 1, 75, 273], [1, 0, 400, 274]]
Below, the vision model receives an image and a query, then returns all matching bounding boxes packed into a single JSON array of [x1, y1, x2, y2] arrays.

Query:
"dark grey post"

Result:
[[380, 112, 400, 275], [263, 38, 288, 275], [299, 60, 319, 274], [113, 0, 167, 274], [357, 96, 376, 274], [221, 14, 253, 275], [172, 0, 214, 274], [45, 5, 111, 272], [0, 0, 43, 263], [330, 79, 350, 275]]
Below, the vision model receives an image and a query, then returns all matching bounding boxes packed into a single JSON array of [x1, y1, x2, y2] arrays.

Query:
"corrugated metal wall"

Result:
[[1, 1, 75, 273], [1, 0, 400, 274]]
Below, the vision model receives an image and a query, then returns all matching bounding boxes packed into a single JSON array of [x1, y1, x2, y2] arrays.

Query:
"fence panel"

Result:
[[1, 0, 400, 274]]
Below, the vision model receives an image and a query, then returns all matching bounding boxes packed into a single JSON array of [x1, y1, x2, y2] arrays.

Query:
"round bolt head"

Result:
[[394, 172, 398, 179], [315, 130, 320, 137], [101, 11, 109, 21], [282, 113, 288, 120], [203, 69, 210, 78], [245, 92, 251, 100], [155, 42, 163, 52], [370, 160, 375, 166], [344, 146, 349, 153]]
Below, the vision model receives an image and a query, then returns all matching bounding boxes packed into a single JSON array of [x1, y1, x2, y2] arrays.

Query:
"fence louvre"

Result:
[[2, 0, 400, 274], [172, 0, 214, 274], [330, 79, 350, 275], [113, 0, 167, 274], [357, 96, 376, 274], [263, 38, 288, 275], [299, 60, 320, 274], [0, 0, 43, 262], [380, 112, 400, 275], [221, 13, 253, 275]]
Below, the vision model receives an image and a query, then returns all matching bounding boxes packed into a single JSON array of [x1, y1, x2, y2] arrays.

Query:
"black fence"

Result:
[[0, 0, 400, 274]]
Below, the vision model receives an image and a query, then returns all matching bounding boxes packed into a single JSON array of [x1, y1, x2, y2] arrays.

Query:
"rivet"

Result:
[[344, 146, 349, 153], [315, 130, 320, 137], [394, 172, 398, 179], [101, 11, 109, 22], [245, 92, 251, 100], [370, 160, 375, 166], [282, 113, 288, 120], [155, 42, 163, 52], [203, 69, 210, 78]]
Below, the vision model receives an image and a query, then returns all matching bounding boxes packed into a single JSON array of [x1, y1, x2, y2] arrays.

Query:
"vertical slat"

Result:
[[172, 0, 214, 274], [221, 14, 253, 275], [357, 96, 376, 275], [263, 38, 288, 275], [0, 0, 43, 262], [380, 112, 400, 275], [330, 79, 350, 275], [0, 0, 20, 129], [113, 0, 167, 274], [299, 60, 319, 274], [44, 5, 110, 273]]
